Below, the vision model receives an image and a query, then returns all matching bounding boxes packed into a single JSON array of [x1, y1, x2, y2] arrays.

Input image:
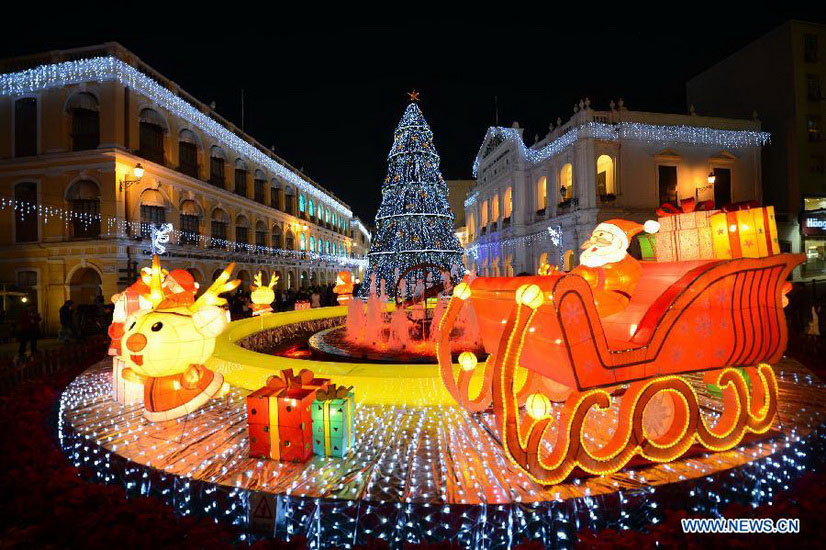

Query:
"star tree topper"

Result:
[[407, 90, 420, 102]]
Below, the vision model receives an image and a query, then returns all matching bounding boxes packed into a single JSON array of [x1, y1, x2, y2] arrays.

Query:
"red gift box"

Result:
[[247, 385, 316, 462]]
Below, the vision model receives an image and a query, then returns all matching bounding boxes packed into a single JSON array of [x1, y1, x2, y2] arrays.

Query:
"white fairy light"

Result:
[[0, 56, 352, 217], [467, 122, 771, 206]]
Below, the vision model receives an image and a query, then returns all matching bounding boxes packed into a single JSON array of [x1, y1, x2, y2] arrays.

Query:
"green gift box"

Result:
[[638, 234, 657, 261], [311, 387, 355, 458]]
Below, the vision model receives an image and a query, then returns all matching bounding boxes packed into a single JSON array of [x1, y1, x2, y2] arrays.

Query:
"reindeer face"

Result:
[[121, 305, 227, 378], [251, 285, 275, 305]]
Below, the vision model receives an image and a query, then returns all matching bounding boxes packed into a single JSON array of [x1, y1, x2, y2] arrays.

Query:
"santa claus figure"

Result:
[[572, 219, 659, 317]]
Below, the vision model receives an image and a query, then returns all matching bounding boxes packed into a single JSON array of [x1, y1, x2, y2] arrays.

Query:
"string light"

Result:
[[467, 122, 771, 206], [0, 197, 366, 269], [363, 103, 464, 297], [0, 55, 352, 217]]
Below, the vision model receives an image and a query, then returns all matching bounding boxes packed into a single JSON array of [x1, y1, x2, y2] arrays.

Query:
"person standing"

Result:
[[16, 303, 41, 360], [310, 288, 321, 308], [58, 300, 75, 342]]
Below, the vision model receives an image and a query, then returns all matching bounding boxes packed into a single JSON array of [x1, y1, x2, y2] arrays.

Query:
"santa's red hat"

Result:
[[595, 219, 660, 251]]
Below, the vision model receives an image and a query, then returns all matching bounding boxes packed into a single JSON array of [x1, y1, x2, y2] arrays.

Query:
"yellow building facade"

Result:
[[0, 43, 360, 333]]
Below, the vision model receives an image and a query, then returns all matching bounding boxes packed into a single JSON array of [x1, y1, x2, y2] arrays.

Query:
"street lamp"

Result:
[[707, 171, 716, 185], [120, 163, 144, 191]]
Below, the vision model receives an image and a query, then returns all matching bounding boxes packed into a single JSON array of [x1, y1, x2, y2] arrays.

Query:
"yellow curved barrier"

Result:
[[207, 306, 488, 406]]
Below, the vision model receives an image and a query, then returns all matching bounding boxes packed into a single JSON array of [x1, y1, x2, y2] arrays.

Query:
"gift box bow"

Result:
[[656, 197, 715, 217], [721, 200, 760, 212], [266, 368, 315, 393], [316, 384, 353, 401]]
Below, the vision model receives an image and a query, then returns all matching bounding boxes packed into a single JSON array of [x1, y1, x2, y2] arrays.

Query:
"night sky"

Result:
[[1, 15, 824, 222]]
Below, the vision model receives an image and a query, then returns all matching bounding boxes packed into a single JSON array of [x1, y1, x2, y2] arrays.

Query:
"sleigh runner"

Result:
[[437, 252, 803, 485]]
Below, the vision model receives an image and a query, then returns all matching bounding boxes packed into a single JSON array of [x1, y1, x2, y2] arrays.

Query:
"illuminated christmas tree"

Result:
[[363, 99, 464, 299]]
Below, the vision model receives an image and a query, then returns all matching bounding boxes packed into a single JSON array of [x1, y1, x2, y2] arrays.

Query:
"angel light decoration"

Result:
[[250, 271, 278, 316], [120, 256, 240, 422]]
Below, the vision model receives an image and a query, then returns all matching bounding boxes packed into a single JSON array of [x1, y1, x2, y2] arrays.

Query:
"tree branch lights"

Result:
[[468, 122, 771, 206], [364, 103, 464, 297], [0, 56, 350, 216]]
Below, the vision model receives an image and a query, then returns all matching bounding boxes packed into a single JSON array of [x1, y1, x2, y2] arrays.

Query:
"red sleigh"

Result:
[[437, 254, 804, 485]]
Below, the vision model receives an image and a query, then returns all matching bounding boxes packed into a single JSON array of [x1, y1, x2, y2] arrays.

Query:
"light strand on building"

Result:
[[0, 197, 366, 268], [467, 122, 771, 206], [0, 56, 352, 217]]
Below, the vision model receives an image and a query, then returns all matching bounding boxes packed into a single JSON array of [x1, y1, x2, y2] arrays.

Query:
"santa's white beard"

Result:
[[580, 245, 626, 268]]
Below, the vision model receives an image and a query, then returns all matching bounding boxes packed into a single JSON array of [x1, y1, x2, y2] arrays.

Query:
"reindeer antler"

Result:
[[190, 262, 241, 311], [253, 271, 263, 289], [142, 255, 166, 309], [268, 273, 279, 289]]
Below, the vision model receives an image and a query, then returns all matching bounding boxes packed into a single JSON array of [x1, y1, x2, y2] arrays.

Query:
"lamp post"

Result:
[[120, 163, 144, 238], [120, 163, 144, 284]]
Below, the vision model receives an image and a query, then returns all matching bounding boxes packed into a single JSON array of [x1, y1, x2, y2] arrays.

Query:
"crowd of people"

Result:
[[227, 284, 340, 320]]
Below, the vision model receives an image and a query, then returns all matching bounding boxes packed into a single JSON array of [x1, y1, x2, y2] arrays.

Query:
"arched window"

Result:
[[271, 180, 283, 210], [67, 180, 100, 238], [235, 215, 250, 245], [139, 108, 166, 164], [325, 207, 330, 225], [308, 199, 315, 219], [285, 187, 295, 215], [234, 159, 248, 197], [536, 176, 547, 212], [67, 92, 99, 151], [139, 189, 166, 238], [503, 187, 513, 221], [255, 220, 267, 249], [271, 225, 283, 249], [210, 209, 229, 247], [180, 199, 201, 244], [254, 170, 266, 203], [285, 229, 295, 250], [300, 233, 307, 251], [491, 193, 500, 223], [559, 163, 573, 202], [325, 240, 331, 254], [15, 98, 37, 157], [309, 236, 316, 252], [298, 194, 306, 214], [178, 129, 200, 178], [596, 155, 615, 197], [14, 182, 38, 242], [210, 146, 226, 187]]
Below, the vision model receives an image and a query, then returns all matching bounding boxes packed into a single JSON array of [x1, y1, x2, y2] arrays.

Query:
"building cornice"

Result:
[[468, 121, 771, 207], [0, 55, 353, 217]]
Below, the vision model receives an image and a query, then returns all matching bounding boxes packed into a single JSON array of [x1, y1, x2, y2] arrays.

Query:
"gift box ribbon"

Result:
[[266, 368, 314, 394], [317, 384, 354, 456], [721, 200, 760, 212], [656, 197, 715, 217]]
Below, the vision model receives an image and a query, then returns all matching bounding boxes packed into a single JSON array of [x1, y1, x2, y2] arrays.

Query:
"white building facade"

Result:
[[464, 102, 769, 276]]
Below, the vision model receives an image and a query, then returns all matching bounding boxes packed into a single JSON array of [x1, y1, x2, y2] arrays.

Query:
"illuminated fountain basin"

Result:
[[206, 306, 488, 406]]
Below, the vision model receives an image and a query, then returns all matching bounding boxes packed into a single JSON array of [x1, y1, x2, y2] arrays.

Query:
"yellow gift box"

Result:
[[710, 206, 779, 259]]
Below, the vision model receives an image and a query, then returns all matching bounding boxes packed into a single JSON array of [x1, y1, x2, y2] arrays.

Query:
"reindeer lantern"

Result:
[[121, 256, 240, 422], [250, 271, 278, 316]]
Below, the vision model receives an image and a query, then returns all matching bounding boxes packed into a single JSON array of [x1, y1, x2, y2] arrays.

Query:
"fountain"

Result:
[[306, 273, 484, 363]]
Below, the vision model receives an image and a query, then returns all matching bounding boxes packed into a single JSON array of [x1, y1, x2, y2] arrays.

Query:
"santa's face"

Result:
[[579, 228, 626, 267]]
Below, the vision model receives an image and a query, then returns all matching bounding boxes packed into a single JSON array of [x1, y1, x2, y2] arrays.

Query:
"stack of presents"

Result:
[[639, 198, 780, 262], [246, 368, 355, 462]]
